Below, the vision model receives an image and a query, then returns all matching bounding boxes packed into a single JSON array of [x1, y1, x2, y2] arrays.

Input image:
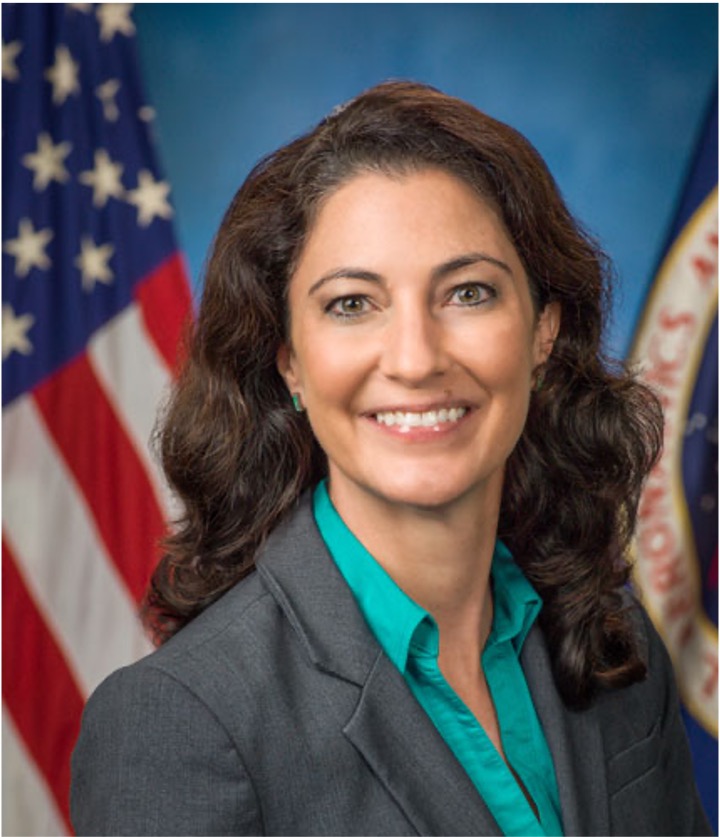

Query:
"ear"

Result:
[[276, 342, 302, 396], [533, 301, 561, 366]]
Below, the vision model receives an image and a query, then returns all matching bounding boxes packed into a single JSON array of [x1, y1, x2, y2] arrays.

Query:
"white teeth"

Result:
[[375, 407, 467, 428]]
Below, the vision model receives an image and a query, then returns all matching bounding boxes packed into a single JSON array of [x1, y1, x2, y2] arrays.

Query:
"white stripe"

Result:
[[2, 396, 153, 697], [88, 302, 182, 523], [2, 708, 67, 837]]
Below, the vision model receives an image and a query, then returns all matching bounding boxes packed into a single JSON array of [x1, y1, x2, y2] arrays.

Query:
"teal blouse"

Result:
[[313, 481, 563, 837]]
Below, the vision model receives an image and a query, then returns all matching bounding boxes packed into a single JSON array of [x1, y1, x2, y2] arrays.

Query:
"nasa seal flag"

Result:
[[630, 93, 718, 830]]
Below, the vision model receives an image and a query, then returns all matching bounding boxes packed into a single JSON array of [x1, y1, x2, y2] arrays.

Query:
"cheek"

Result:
[[295, 334, 367, 406], [462, 320, 535, 390]]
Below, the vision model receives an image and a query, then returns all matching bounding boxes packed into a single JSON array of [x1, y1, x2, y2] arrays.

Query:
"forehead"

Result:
[[294, 168, 523, 277]]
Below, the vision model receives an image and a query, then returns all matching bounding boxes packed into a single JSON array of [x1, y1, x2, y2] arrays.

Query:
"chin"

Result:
[[367, 472, 483, 513]]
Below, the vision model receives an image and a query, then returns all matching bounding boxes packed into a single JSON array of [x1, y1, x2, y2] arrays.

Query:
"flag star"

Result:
[[22, 132, 73, 191], [97, 4, 136, 42], [3, 218, 54, 277], [75, 236, 115, 291], [96, 78, 121, 121], [126, 169, 172, 227], [2, 40, 22, 81], [2, 305, 35, 360], [79, 149, 125, 207], [68, 3, 93, 11], [138, 105, 156, 123], [44, 45, 80, 105]]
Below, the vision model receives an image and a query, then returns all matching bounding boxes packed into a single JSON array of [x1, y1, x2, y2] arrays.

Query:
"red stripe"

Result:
[[33, 355, 166, 603], [134, 252, 193, 374], [3, 537, 83, 833]]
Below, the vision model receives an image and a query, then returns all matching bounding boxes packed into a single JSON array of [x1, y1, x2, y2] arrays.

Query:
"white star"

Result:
[[96, 4, 136, 42], [22, 132, 72, 191], [79, 149, 124, 207], [44, 45, 80, 105], [68, 4, 93, 12], [2, 305, 35, 360], [138, 105, 155, 123], [2, 40, 22, 82], [96, 78, 121, 121], [75, 236, 115, 291], [126, 170, 172, 227], [3, 219, 54, 278]]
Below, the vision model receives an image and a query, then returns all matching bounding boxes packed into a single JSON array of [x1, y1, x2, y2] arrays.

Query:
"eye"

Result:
[[447, 283, 496, 307], [325, 295, 372, 319]]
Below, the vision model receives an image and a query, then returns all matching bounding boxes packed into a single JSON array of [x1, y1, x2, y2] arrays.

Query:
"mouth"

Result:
[[369, 406, 471, 433]]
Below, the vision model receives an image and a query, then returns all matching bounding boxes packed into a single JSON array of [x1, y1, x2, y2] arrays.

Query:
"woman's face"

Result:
[[278, 169, 559, 516]]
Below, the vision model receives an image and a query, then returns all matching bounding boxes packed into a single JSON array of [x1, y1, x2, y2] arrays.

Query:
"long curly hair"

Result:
[[145, 81, 663, 709]]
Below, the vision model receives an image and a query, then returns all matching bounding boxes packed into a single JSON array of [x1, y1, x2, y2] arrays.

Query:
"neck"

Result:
[[328, 476, 502, 657]]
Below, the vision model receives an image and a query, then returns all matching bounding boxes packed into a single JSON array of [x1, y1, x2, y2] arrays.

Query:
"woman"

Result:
[[71, 81, 710, 836]]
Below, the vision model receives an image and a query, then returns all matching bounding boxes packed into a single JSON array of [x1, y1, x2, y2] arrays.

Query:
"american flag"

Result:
[[2, 5, 192, 834]]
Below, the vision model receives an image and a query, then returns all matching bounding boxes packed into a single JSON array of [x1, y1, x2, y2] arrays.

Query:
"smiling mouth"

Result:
[[372, 407, 469, 431]]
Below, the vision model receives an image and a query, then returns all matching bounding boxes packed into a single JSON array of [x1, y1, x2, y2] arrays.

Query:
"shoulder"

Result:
[[70, 570, 290, 835], [74, 564, 292, 764], [96, 566, 294, 722], [78, 489, 366, 724], [596, 591, 711, 834], [145, 570, 276, 671], [619, 589, 675, 702], [598, 590, 675, 724], [120, 494, 325, 698]]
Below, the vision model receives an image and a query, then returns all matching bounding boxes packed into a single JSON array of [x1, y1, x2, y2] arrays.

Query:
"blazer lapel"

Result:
[[344, 651, 502, 836], [522, 626, 610, 836]]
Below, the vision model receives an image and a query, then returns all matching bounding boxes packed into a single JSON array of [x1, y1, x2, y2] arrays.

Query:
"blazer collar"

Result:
[[256, 492, 379, 686]]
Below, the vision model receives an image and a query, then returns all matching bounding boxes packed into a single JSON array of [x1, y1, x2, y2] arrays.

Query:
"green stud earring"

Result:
[[291, 393, 304, 413]]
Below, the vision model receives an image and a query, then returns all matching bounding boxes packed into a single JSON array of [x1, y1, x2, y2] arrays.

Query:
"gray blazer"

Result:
[[71, 494, 710, 836]]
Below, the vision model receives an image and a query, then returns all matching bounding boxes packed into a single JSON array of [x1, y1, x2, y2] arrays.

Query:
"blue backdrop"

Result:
[[133, 3, 716, 359]]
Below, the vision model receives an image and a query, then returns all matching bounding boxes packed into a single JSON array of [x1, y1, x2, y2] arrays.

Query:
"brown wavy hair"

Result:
[[145, 81, 663, 709]]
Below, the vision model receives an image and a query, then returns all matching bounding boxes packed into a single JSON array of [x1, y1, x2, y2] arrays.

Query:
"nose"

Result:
[[379, 304, 450, 385]]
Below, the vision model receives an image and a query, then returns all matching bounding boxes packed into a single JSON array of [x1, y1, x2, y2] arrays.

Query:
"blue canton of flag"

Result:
[[3, 3, 180, 402], [2, 5, 192, 835], [630, 90, 718, 832]]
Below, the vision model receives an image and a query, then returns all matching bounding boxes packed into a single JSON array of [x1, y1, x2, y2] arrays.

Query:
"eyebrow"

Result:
[[307, 251, 514, 296]]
